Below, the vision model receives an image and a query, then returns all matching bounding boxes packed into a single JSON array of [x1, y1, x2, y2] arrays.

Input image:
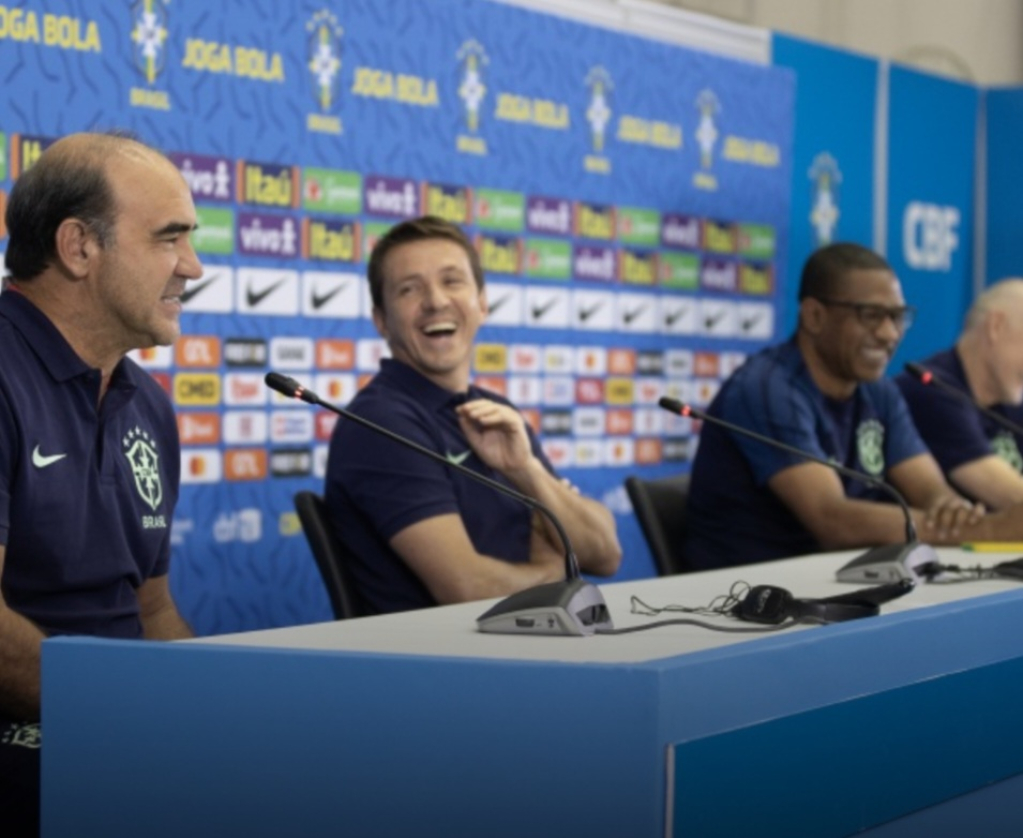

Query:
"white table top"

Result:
[[188, 547, 1023, 664]]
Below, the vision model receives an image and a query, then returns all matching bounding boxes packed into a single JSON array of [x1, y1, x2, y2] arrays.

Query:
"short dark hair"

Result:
[[3, 133, 148, 281], [798, 242, 892, 301], [367, 215, 484, 310]]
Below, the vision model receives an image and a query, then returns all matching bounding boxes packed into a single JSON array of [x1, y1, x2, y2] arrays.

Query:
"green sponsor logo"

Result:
[[658, 251, 699, 288], [193, 207, 235, 255], [363, 222, 391, 262], [474, 188, 524, 232], [617, 207, 660, 246], [0, 133, 6, 181], [302, 167, 362, 215], [737, 223, 775, 259], [522, 238, 571, 280]]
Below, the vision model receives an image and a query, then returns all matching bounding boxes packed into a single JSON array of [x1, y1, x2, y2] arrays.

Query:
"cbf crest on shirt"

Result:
[[123, 426, 167, 527]]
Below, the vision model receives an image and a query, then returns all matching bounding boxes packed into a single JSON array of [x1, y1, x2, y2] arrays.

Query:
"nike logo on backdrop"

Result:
[[32, 445, 67, 468], [180, 274, 220, 304], [530, 298, 559, 321], [311, 282, 347, 310], [664, 306, 689, 327], [445, 450, 472, 466], [578, 302, 604, 322], [622, 305, 647, 325], [246, 277, 288, 308], [704, 310, 726, 329]]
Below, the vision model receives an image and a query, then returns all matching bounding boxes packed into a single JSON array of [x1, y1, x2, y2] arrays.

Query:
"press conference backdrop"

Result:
[[0, 0, 794, 632]]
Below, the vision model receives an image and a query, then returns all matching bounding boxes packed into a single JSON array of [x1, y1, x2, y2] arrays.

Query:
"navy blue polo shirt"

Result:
[[0, 290, 179, 638], [684, 338, 927, 570], [896, 348, 1023, 487], [325, 359, 555, 615]]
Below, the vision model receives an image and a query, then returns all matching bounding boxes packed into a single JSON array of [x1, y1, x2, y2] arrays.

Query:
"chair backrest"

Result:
[[293, 491, 366, 620], [624, 474, 691, 576]]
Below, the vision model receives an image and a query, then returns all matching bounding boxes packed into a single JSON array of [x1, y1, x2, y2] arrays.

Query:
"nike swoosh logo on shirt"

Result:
[[445, 450, 472, 466], [32, 445, 67, 468]]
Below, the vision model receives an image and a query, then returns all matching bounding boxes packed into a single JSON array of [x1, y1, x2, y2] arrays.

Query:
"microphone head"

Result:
[[657, 396, 686, 415], [903, 362, 932, 384], [264, 371, 302, 399], [658, 396, 704, 420]]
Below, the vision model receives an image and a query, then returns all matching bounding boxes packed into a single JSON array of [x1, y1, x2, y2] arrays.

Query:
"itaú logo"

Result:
[[903, 202, 959, 271]]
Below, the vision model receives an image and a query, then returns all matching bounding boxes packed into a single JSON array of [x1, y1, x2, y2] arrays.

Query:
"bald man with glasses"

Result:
[[897, 280, 1023, 510], [684, 243, 1023, 571]]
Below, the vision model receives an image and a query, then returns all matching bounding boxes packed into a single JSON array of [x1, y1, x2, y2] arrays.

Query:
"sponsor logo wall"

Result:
[[0, 0, 793, 634]]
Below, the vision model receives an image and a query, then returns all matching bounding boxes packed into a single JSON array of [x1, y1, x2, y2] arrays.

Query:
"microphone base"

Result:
[[476, 578, 613, 636], [835, 542, 939, 584]]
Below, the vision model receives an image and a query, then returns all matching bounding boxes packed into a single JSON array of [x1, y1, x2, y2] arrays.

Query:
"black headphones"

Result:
[[732, 579, 914, 625]]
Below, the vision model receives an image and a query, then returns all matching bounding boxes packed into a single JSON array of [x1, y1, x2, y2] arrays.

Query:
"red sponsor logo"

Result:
[[473, 376, 507, 396], [316, 339, 355, 369], [520, 408, 541, 434], [228, 376, 263, 402], [177, 412, 221, 445], [636, 439, 663, 465], [510, 346, 540, 371], [693, 352, 720, 378], [605, 409, 634, 436], [608, 349, 637, 375], [575, 378, 605, 405], [175, 336, 222, 368], [316, 411, 339, 441], [225, 449, 269, 481]]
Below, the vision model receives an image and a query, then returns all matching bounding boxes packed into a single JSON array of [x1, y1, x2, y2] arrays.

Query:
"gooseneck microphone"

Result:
[[265, 372, 612, 636], [904, 362, 1023, 438], [658, 396, 937, 583]]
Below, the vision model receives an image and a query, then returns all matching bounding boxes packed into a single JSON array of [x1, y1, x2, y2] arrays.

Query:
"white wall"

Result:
[[665, 0, 1023, 84]]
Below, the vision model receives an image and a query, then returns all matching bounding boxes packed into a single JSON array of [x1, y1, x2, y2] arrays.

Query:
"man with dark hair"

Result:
[[325, 215, 621, 614], [684, 242, 1022, 570], [897, 279, 1023, 510], [0, 132, 201, 835]]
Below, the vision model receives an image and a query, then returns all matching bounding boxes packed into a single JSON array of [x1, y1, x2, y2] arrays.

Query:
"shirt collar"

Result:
[[0, 289, 92, 383], [376, 359, 483, 411], [0, 289, 139, 391]]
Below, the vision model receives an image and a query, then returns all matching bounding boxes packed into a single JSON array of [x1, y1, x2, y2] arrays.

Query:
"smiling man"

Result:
[[684, 243, 989, 570], [0, 132, 201, 835], [325, 216, 620, 614]]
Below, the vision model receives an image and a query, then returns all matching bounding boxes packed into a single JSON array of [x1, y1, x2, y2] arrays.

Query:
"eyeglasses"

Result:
[[813, 298, 915, 332]]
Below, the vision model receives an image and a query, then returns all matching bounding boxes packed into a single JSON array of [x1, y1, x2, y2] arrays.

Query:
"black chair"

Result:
[[294, 491, 366, 620], [624, 474, 691, 576]]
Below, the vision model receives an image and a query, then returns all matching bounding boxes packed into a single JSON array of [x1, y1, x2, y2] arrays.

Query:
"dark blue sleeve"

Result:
[[717, 365, 826, 485], [895, 372, 990, 472], [329, 397, 462, 542]]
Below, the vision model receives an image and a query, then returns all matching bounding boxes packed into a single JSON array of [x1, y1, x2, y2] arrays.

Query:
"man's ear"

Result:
[[799, 297, 826, 335], [53, 218, 99, 279], [987, 310, 1008, 343], [371, 305, 388, 340]]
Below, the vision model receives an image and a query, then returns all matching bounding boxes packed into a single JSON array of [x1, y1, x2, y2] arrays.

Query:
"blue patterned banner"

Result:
[[0, 0, 794, 632]]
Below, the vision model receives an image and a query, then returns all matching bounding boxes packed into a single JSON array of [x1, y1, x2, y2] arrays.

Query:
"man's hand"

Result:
[[456, 399, 535, 474], [920, 495, 986, 541]]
